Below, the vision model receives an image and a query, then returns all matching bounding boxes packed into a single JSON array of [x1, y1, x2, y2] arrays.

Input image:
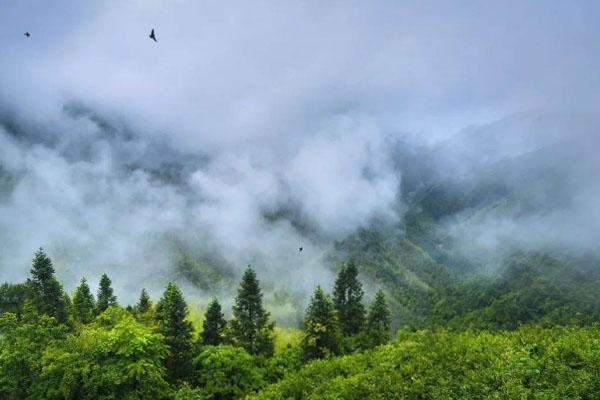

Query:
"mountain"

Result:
[[319, 127, 600, 330]]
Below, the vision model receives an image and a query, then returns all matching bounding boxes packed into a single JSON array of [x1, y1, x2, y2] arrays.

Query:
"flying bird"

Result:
[[24, 32, 31, 38], [149, 28, 157, 42], [299, 246, 303, 253]]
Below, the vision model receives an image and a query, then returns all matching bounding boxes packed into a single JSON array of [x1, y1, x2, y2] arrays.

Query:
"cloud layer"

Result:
[[1, 1, 599, 302]]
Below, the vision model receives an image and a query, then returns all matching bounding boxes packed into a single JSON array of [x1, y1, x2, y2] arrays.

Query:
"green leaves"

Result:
[[193, 345, 265, 400], [96, 273, 117, 314], [200, 298, 227, 346], [27, 248, 69, 324], [36, 307, 171, 400], [135, 288, 152, 315], [73, 277, 95, 325], [3, 247, 600, 399], [333, 260, 366, 337], [229, 266, 275, 357], [155, 282, 195, 384], [0, 308, 67, 399], [253, 325, 600, 400], [301, 287, 341, 360], [364, 290, 391, 348]]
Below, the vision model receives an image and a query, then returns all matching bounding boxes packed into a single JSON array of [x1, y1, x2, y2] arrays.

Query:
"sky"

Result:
[[1, 0, 599, 303]]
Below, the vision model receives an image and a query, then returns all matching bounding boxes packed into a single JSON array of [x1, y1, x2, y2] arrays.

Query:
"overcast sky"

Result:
[[1, 1, 599, 301]]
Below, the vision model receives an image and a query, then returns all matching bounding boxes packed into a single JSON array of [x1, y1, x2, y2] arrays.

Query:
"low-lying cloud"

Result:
[[1, 0, 600, 304]]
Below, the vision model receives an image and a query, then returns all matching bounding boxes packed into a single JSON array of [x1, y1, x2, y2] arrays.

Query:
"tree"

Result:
[[0, 283, 28, 317], [365, 290, 391, 348], [229, 266, 274, 357], [73, 278, 95, 324], [155, 282, 194, 383], [96, 273, 117, 314], [174, 384, 204, 400], [26, 248, 68, 323], [193, 345, 264, 400], [200, 298, 227, 346], [301, 286, 341, 360], [135, 288, 152, 315], [333, 259, 365, 337], [36, 307, 171, 400], [0, 301, 68, 399]]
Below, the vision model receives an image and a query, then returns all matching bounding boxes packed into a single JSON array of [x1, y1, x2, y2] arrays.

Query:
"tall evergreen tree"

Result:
[[155, 282, 194, 383], [73, 277, 95, 324], [136, 288, 152, 314], [229, 266, 274, 357], [96, 273, 117, 314], [200, 298, 227, 346], [301, 286, 341, 360], [26, 248, 68, 323], [333, 259, 366, 336], [365, 289, 391, 347]]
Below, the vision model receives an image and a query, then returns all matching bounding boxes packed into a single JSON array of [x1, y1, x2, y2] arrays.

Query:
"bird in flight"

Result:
[[24, 32, 31, 38], [149, 29, 157, 42], [299, 246, 303, 253]]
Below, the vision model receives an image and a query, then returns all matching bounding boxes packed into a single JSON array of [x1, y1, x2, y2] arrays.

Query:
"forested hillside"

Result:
[[2, 2, 600, 397], [254, 326, 600, 399], [2, 228, 600, 399], [3, 133, 600, 399]]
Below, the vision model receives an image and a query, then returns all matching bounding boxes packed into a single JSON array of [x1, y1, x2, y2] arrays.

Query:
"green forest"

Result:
[[2, 3, 600, 398], [1, 245, 599, 399], [3, 140, 600, 399]]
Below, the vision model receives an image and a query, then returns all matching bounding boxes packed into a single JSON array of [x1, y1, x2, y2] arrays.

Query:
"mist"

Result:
[[1, 1, 600, 309]]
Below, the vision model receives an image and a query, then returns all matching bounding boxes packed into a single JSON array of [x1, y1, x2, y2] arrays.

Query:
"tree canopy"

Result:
[[155, 282, 195, 384], [95, 273, 117, 314], [229, 266, 274, 357]]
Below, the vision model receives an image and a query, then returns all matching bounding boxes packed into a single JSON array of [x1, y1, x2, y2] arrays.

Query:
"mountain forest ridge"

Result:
[[2, 110, 600, 399], [3, 1, 600, 397], [2, 109, 600, 331]]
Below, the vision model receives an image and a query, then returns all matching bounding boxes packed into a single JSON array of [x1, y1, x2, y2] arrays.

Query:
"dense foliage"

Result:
[[1, 246, 599, 399], [200, 298, 227, 346], [95, 273, 117, 314], [27, 249, 69, 324], [155, 282, 195, 384], [301, 286, 341, 360], [229, 266, 275, 358], [72, 278, 95, 325], [254, 325, 600, 399]]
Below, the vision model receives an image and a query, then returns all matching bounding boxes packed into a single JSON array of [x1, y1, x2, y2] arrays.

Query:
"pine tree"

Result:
[[365, 289, 391, 347], [27, 248, 68, 323], [200, 298, 227, 346], [229, 266, 274, 357], [333, 259, 366, 336], [136, 288, 152, 314], [301, 286, 341, 360], [96, 273, 117, 314], [155, 282, 194, 383], [73, 277, 95, 324]]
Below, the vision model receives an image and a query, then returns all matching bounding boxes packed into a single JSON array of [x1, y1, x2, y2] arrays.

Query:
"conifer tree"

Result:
[[301, 286, 341, 360], [200, 298, 227, 346], [155, 282, 194, 383], [96, 273, 117, 314], [27, 248, 68, 323], [229, 266, 274, 357], [365, 289, 391, 347], [333, 259, 366, 336], [136, 288, 152, 314], [73, 277, 95, 324]]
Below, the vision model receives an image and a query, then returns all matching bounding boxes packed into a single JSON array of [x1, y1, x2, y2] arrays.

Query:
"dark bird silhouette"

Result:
[[299, 246, 303, 253], [24, 32, 31, 38], [149, 29, 157, 42]]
